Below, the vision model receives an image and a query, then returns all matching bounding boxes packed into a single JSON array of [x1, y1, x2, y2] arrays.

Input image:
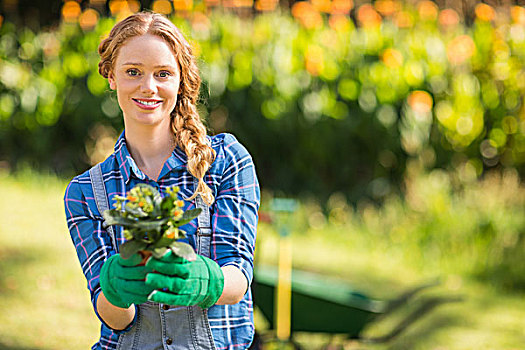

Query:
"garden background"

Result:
[[0, 0, 524, 349]]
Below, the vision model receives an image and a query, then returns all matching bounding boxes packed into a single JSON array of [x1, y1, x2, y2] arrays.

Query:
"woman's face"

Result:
[[108, 34, 180, 129]]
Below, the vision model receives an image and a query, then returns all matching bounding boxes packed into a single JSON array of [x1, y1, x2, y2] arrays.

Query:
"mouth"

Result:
[[132, 98, 162, 109]]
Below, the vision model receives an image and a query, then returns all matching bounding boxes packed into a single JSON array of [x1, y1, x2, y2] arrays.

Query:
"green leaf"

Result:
[[133, 218, 169, 230], [102, 209, 137, 227], [170, 242, 197, 261], [120, 240, 148, 259], [161, 196, 174, 213], [151, 247, 169, 259], [175, 208, 202, 226], [124, 203, 148, 218], [149, 235, 175, 249]]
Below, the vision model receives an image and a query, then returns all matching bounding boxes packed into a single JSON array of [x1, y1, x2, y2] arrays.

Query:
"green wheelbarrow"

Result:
[[250, 265, 462, 348]]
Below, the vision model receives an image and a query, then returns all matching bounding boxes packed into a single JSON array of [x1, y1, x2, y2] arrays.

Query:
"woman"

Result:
[[64, 11, 259, 350]]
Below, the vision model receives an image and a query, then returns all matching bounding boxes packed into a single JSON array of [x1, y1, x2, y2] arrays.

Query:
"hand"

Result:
[[145, 251, 224, 309], [99, 253, 155, 309]]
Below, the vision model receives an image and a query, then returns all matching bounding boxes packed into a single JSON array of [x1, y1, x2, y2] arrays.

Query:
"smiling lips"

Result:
[[132, 98, 162, 110]]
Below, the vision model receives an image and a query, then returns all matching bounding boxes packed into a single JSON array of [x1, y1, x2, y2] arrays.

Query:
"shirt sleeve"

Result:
[[64, 176, 136, 332], [211, 134, 260, 286]]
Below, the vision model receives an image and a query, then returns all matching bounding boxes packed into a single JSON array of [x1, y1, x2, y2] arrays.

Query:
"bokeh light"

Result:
[[255, 0, 279, 11], [357, 4, 382, 28], [79, 8, 100, 30], [381, 48, 403, 68], [439, 8, 460, 28], [417, 0, 438, 21], [330, 0, 353, 15], [109, 0, 140, 17], [62, 1, 82, 23], [153, 0, 174, 14], [408, 90, 433, 114], [475, 3, 495, 22], [511, 5, 525, 24], [447, 35, 475, 65], [291, 1, 323, 29], [374, 0, 401, 17]]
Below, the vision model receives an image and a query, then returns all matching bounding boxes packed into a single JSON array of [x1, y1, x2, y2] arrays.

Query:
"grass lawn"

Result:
[[0, 171, 524, 349]]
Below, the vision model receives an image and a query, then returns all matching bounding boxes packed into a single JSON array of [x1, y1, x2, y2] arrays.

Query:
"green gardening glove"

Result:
[[145, 251, 224, 309], [99, 253, 155, 309]]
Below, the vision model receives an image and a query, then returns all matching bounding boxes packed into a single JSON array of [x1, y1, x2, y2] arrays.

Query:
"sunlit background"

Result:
[[0, 0, 524, 349]]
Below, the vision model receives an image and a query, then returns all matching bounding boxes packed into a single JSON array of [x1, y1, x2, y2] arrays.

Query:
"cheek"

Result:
[[115, 81, 135, 99]]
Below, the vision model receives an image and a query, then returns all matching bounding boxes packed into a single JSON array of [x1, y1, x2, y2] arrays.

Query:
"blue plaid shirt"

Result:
[[64, 132, 260, 350]]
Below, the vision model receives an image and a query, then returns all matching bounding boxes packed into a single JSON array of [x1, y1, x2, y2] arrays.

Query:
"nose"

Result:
[[140, 74, 157, 95]]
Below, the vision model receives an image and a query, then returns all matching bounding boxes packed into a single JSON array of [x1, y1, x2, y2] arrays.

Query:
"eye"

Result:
[[126, 68, 140, 77], [158, 70, 172, 78]]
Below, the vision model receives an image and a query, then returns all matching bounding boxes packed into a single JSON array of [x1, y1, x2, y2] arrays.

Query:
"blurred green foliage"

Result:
[[0, 4, 524, 202], [259, 167, 525, 291]]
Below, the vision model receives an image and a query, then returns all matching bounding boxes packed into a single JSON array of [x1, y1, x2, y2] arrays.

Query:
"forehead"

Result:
[[115, 34, 178, 67]]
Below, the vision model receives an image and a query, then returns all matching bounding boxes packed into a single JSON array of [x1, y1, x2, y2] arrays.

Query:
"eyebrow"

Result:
[[122, 62, 176, 69]]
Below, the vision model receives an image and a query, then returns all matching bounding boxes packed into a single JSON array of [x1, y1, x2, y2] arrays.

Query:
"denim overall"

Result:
[[90, 164, 217, 350]]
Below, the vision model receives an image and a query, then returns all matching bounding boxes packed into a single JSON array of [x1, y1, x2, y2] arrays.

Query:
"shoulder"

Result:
[[63, 153, 118, 201], [209, 133, 253, 163], [64, 171, 90, 202]]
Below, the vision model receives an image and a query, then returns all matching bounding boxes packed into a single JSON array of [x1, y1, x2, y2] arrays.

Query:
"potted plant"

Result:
[[103, 184, 200, 263]]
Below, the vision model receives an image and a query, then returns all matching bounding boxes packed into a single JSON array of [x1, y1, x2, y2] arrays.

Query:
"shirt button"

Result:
[[163, 304, 170, 310], [166, 338, 173, 345]]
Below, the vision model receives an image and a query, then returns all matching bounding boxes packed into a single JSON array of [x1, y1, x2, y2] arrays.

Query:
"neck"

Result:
[[124, 122, 175, 181]]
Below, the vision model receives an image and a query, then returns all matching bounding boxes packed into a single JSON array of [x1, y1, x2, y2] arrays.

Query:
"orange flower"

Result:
[[127, 195, 137, 202], [176, 200, 184, 207], [138, 201, 145, 207]]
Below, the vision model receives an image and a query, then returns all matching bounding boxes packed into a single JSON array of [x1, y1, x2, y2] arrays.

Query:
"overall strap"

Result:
[[89, 163, 118, 252], [193, 178, 212, 258]]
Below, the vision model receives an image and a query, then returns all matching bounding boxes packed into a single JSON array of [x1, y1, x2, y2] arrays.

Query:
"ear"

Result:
[[108, 71, 116, 90]]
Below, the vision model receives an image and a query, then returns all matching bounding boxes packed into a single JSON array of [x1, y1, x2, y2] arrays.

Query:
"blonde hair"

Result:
[[98, 11, 216, 205]]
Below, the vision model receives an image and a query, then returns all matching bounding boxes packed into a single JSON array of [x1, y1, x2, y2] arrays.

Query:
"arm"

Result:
[[212, 134, 260, 299], [96, 292, 136, 330], [64, 178, 148, 331], [216, 265, 248, 305]]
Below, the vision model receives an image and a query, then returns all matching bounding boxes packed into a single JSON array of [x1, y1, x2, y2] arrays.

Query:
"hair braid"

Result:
[[168, 23, 216, 205], [172, 97, 216, 205]]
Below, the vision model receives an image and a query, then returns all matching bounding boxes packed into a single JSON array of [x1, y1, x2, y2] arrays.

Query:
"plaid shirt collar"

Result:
[[113, 131, 188, 184]]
